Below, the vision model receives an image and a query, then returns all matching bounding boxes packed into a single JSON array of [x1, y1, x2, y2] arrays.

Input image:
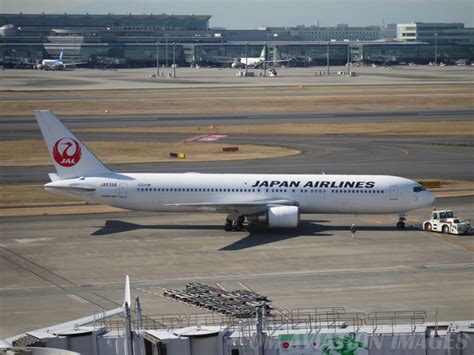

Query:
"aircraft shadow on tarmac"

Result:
[[91, 220, 223, 235], [91, 220, 399, 250], [219, 223, 400, 250]]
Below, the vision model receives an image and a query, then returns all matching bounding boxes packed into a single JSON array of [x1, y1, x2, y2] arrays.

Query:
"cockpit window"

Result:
[[413, 185, 426, 192]]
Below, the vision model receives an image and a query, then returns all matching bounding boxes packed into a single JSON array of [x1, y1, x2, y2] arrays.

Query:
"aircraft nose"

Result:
[[426, 191, 435, 205]]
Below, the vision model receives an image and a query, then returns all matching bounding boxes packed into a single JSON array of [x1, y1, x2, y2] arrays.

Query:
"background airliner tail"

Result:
[[58, 49, 64, 62], [35, 110, 111, 180]]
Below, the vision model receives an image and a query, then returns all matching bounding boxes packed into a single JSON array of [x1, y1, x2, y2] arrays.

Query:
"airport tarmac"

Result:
[[0, 196, 473, 338], [1, 66, 473, 91], [0, 68, 473, 339]]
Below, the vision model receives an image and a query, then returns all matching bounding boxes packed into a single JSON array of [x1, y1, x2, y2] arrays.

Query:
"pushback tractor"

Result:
[[423, 210, 471, 235]]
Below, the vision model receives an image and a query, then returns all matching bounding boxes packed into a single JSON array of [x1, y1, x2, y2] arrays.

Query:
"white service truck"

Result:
[[423, 210, 471, 235]]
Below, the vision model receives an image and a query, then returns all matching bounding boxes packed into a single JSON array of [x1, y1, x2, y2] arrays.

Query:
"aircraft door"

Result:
[[390, 185, 398, 200], [119, 183, 127, 198]]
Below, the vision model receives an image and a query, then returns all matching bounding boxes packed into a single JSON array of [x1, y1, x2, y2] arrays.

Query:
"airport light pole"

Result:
[[326, 41, 330, 75], [73, 35, 76, 69], [347, 42, 351, 76], [156, 41, 160, 77], [165, 35, 169, 67], [245, 42, 248, 75], [172, 42, 176, 78], [434, 33, 438, 68], [263, 42, 267, 77]]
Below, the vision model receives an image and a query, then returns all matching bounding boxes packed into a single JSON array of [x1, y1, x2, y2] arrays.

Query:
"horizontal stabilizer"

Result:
[[44, 185, 96, 192]]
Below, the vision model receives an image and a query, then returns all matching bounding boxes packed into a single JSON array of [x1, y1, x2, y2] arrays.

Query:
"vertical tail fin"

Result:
[[58, 48, 64, 62], [35, 110, 111, 180], [259, 46, 266, 60]]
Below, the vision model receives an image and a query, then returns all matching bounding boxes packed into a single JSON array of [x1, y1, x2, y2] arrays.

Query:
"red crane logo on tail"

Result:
[[53, 138, 82, 167]]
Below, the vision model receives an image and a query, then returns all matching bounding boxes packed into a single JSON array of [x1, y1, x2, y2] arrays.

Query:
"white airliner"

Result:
[[36, 110, 434, 231], [232, 46, 291, 69], [232, 47, 266, 68], [38, 49, 86, 70]]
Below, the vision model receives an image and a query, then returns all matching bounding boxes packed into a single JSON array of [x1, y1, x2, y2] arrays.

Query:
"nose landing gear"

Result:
[[224, 215, 246, 232], [396, 213, 406, 229]]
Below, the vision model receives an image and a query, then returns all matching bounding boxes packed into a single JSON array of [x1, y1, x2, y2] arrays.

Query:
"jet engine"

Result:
[[248, 206, 300, 228]]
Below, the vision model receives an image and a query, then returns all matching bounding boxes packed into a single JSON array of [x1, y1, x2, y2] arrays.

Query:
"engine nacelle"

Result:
[[248, 206, 300, 228]]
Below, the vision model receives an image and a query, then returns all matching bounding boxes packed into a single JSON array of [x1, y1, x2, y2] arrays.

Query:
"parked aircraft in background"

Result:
[[37, 49, 87, 70], [231, 47, 291, 68], [35, 110, 434, 231], [232, 47, 267, 68]]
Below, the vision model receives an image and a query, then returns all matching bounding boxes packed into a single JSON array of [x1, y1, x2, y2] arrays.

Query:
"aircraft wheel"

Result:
[[396, 221, 405, 229]]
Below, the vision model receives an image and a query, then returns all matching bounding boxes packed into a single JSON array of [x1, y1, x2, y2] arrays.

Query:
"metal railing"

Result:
[[367, 310, 426, 334], [83, 307, 427, 336]]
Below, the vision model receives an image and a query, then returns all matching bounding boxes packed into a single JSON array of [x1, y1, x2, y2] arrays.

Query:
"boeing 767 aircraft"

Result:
[[36, 110, 434, 231]]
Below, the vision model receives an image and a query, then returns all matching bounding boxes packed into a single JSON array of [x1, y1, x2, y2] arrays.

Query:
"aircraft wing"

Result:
[[263, 59, 292, 64], [165, 199, 298, 214], [62, 61, 88, 67]]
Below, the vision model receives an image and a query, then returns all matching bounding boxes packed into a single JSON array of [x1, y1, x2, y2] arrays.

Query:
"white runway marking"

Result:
[[15, 238, 52, 244], [67, 294, 89, 304]]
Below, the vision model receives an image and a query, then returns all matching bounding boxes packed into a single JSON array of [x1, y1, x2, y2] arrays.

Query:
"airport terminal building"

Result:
[[397, 22, 474, 45], [1, 13, 473, 68]]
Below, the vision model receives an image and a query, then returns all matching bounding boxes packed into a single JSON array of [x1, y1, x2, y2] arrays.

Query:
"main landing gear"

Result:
[[224, 215, 245, 232], [396, 213, 406, 229]]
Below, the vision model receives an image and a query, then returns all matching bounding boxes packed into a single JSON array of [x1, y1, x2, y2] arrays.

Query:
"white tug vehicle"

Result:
[[423, 209, 471, 235]]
